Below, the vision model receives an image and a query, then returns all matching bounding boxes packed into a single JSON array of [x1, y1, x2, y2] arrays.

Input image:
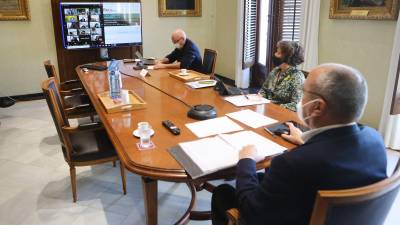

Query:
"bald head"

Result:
[[306, 63, 368, 123], [171, 29, 187, 43]]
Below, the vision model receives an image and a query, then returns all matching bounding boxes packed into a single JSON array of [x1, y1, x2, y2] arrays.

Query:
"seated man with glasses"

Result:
[[211, 63, 387, 225], [154, 29, 203, 72]]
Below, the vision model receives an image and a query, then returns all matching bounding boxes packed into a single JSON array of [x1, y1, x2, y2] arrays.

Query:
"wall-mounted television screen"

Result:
[[60, 2, 142, 49]]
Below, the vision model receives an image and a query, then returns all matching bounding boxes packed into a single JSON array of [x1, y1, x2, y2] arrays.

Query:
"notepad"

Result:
[[226, 109, 278, 128], [185, 116, 243, 138], [169, 130, 286, 179], [224, 94, 270, 107]]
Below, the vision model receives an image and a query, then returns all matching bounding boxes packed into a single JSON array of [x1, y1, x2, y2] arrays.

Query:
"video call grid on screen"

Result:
[[60, 2, 142, 49]]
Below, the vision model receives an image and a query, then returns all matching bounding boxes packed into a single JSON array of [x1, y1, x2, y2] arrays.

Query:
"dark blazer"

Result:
[[166, 38, 203, 72], [236, 124, 387, 225]]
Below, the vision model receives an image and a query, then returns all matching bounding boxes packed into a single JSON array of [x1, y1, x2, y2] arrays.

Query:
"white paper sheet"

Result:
[[226, 109, 278, 128], [185, 116, 243, 138], [219, 130, 286, 161], [177, 130, 286, 177], [224, 94, 270, 107]]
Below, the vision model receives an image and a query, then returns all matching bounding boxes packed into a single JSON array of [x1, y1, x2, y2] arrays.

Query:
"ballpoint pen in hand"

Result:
[[241, 90, 250, 100]]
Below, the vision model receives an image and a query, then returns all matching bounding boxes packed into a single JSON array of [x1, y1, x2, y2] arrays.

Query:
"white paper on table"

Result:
[[218, 130, 286, 161], [179, 136, 238, 175], [226, 109, 278, 128], [224, 94, 270, 107], [185, 116, 243, 138], [176, 130, 286, 178], [185, 80, 217, 89], [147, 66, 154, 70]]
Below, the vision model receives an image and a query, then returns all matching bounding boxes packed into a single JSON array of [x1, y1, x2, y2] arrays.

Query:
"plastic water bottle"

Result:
[[108, 60, 121, 100]]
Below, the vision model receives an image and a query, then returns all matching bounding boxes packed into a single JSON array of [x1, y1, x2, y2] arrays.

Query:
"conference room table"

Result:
[[76, 61, 299, 225]]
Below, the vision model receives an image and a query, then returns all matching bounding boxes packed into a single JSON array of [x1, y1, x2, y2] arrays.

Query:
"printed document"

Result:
[[226, 109, 278, 128], [185, 116, 243, 138], [169, 130, 286, 178], [224, 94, 270, 107]]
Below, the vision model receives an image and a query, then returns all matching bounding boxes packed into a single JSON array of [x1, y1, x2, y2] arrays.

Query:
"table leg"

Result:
[[142, 177, 158, 225]]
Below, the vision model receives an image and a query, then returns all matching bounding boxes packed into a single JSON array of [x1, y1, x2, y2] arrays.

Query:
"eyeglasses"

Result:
[[173, 37, 183, 44]]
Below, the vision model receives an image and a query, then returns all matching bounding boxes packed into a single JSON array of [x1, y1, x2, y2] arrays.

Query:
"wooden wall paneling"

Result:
[[50, 0, 142, 82]]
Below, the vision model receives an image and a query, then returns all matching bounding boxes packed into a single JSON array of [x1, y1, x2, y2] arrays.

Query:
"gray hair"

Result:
[[314, 63, 368, 123]]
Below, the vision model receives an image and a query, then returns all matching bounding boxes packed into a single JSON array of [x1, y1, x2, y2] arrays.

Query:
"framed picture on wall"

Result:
[[329, 0, 399, 20], [330, 0, 399, 20], [0, 0, 30, 20], [158, 0, 202, 17]]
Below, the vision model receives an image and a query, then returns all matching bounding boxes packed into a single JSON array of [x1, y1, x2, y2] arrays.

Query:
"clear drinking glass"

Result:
[[140, 128, 151, 148], [138, 122, 151, 148]]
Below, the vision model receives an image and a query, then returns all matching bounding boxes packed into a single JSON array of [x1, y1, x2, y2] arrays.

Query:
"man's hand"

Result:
[[281, 122, 304, 145], [153, 63, 166, 70], [239, 145, 257, 161]]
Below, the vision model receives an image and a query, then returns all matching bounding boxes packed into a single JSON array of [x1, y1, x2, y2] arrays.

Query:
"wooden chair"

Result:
[[41, 77, 127, 202], [227, 159, 400, 225], [43, 60, 96, 120], [202, 49, 217, 77]]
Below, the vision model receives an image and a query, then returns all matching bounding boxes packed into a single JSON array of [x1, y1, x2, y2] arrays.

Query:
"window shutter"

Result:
[[280, 0, 302, 41], [243, 0, 258, 69]]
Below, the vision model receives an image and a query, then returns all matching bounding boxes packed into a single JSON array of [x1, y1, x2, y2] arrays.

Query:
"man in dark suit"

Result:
[[211, 63, 387, 225], [154, 29, 203, 72]]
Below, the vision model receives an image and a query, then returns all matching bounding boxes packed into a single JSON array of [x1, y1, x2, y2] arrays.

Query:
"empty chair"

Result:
[[43, 60, 83, 93], [43, 60, 96, 120], [41, 77, 127, 202], [226, 159, 400, 225], [202, 49, 217, 77]]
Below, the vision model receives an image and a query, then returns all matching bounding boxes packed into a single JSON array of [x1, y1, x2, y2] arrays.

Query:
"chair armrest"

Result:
[[62, 122, 103, 133], [226, 208, 240, 225], [60, 88, 85, 96], [60, 80, 83, 92], [61, 79, 81, 85], [64, 104, 96, 117], [65, 104, 92, 111]]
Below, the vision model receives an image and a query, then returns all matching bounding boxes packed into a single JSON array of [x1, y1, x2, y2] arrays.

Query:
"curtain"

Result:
[[299, 0, 320, 71], [379, 15, 400, 150]]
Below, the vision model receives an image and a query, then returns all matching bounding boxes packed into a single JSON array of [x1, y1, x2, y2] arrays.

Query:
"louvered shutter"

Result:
[[280, 0, 302, 41], [243, 0, 258, 69]]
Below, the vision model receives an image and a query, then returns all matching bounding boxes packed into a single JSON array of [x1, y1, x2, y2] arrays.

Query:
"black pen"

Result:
[[241, 91, 250, 100], [265, 128, 276, 137]]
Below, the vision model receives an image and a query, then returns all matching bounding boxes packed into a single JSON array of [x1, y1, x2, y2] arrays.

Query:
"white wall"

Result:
[[214, 0, 239, 80], [318, 1, 396, 128], [0, 0, 57, 96], [141, 0, 216, 59]]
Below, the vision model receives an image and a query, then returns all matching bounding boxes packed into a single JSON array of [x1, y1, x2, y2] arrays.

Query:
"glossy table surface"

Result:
[[77, 62, 299, 182]]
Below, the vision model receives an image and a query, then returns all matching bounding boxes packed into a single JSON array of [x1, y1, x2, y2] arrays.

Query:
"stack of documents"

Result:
[[224, 94, 270, 107], [169, 130, 286, 179]]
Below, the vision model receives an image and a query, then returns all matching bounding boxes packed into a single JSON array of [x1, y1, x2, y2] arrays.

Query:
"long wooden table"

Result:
[[76, 62, 299, 225]]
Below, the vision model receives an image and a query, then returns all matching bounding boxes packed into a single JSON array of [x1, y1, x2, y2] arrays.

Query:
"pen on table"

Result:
[[241, 90, 250, 100], [265, 128, 276, 137]]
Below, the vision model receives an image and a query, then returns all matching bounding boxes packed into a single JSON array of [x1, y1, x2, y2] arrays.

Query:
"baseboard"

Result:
[[2, 93, 44, 101]]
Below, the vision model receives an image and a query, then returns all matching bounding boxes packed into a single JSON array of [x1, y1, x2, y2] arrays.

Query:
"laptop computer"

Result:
[[135, 51, 156, 65]]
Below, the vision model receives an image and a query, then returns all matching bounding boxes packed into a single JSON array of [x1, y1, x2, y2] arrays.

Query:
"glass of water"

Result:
[[138, 122, 152, 148]]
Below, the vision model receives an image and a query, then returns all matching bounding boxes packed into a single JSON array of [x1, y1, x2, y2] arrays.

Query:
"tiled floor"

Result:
[[0, 100, 399, 225]]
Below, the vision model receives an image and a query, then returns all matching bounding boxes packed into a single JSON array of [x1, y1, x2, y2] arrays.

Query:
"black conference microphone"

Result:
[[187, 104, 217, 120]]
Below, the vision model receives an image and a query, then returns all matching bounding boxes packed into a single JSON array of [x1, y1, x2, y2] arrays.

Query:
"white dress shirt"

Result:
[[301, 122, 356, 143]]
